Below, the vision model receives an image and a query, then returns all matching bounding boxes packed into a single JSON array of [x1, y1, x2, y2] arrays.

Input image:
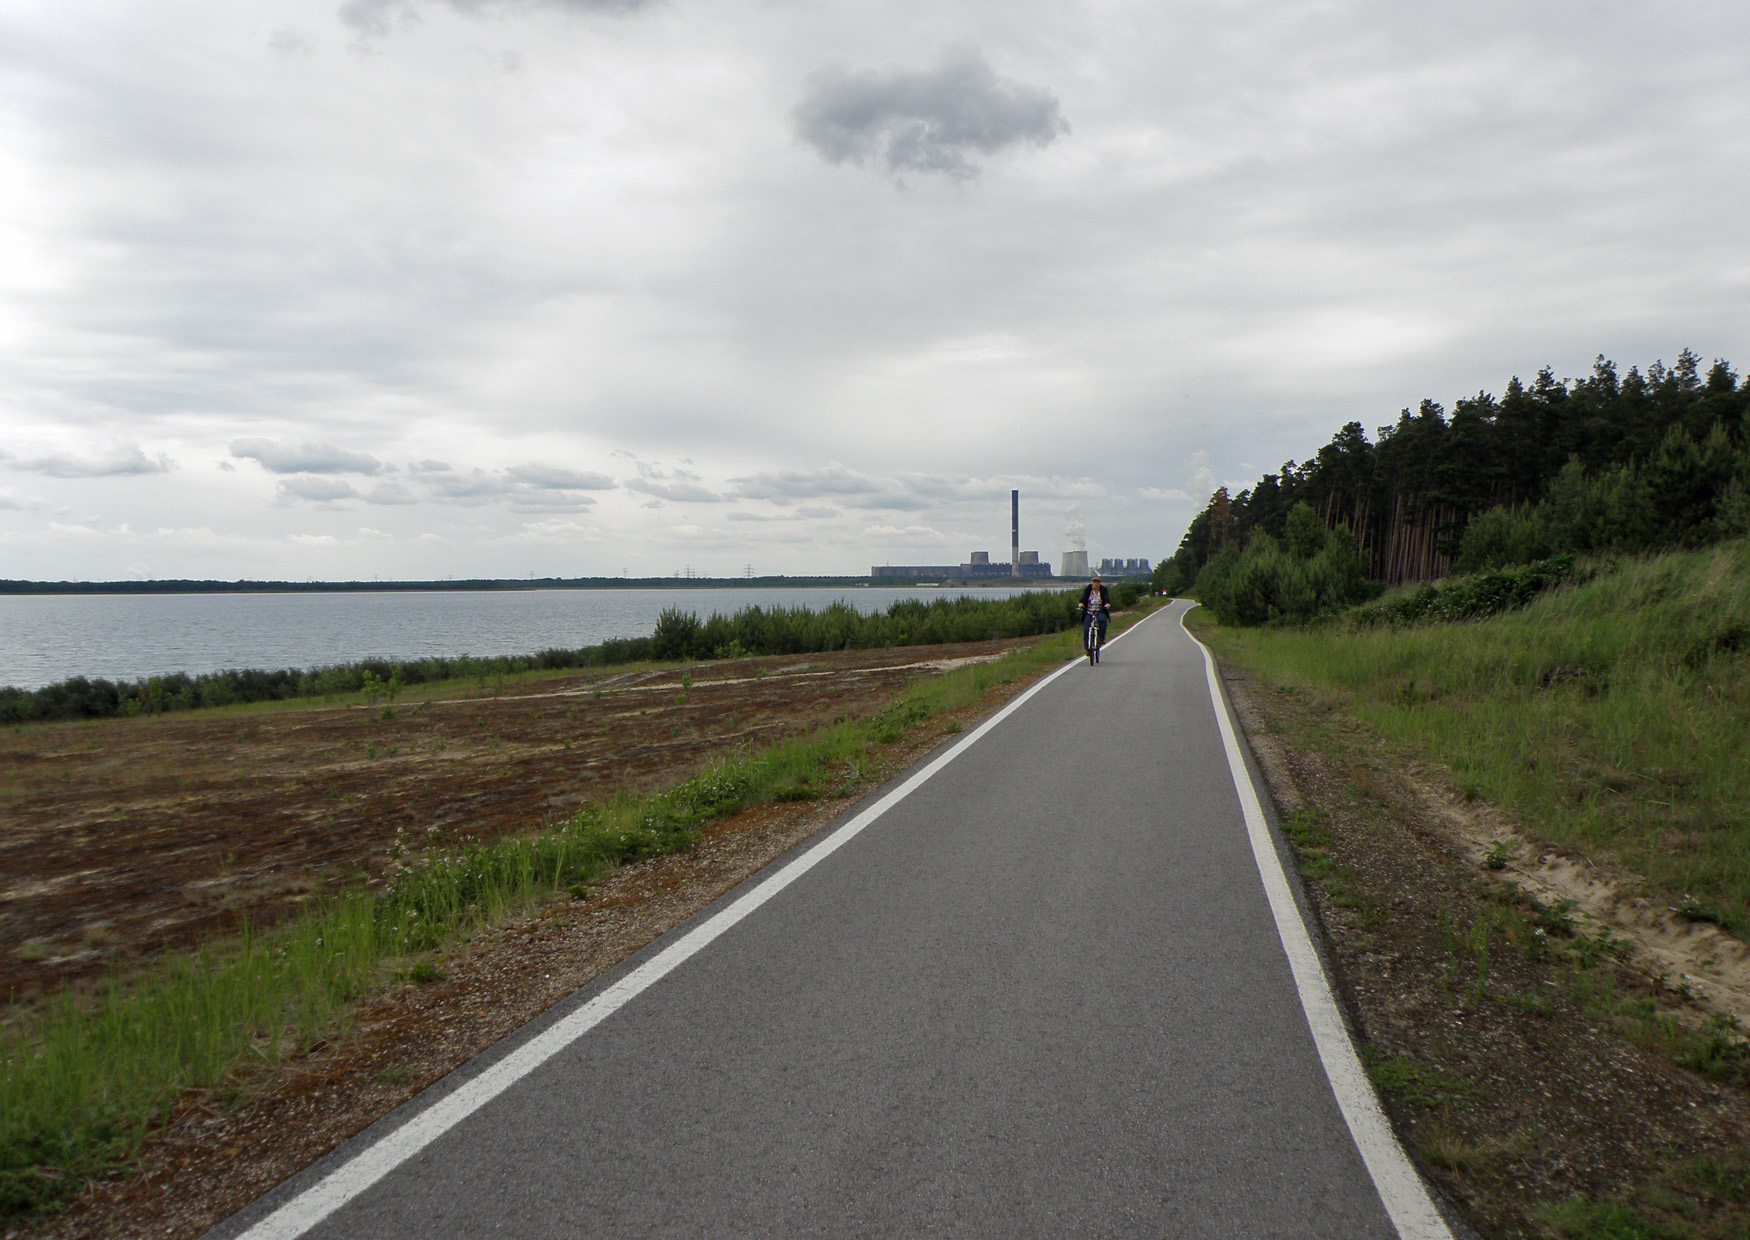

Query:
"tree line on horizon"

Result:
[[1160, 349, 1750, 624]]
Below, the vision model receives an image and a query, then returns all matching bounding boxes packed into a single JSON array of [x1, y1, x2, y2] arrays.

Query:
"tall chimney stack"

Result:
[[1011, 489, 1020, 577]]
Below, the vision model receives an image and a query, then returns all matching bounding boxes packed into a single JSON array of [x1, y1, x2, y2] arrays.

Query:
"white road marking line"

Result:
[[231, 623, 1142, 1240], [1179, 605, 1455, 1240]]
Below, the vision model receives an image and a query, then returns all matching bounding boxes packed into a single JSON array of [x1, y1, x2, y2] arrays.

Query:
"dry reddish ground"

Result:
[[0, 640, 1020, 1001], [6, 643, 1054, 1240]]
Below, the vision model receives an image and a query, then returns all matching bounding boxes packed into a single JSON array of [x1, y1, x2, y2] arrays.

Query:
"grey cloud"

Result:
[[505, 463, 615, 490], [730, 466, 958, 511], [841, 492, 932, 512], [731, 464, 882, 501], [898, 473, 998, 501], [0, 488, 49, 511], [10, 442, 173, 478], [339, 0, 654, 39], [418, 466, 602, 508], [625, 477, 725, 503], [624, 459, 724, 503], [268, 28, 315, 55], [794, 49, 1068, 180], [277, 476, 360, 502], [505, 490, 598, 511], [231, 438, 384, 475], [409, 459, 452, 473], [422, 469, 502, 500], [724, 506, 841, 524], [364, 481, 419, 505]]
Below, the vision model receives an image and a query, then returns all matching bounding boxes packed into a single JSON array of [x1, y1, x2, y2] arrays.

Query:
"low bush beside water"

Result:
[[0, 616, 1108, 1221], [1, 591, 1079, 725]]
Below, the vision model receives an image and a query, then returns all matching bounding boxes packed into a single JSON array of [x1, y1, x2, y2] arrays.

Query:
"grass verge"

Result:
[[1190, 539, 1750, 929], [0, 617, 1112, 1222]]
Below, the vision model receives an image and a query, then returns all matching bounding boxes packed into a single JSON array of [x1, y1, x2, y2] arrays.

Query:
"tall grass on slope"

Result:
[[0, 625, 1092, 1221], [1194, 541, 1750, 930]]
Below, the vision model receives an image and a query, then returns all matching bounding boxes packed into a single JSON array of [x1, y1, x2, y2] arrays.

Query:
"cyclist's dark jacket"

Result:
[[1078, 582, 1111, 614]]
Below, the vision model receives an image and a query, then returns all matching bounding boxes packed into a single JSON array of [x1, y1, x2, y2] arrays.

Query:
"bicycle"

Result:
[[1082, 609, 1105, 665]]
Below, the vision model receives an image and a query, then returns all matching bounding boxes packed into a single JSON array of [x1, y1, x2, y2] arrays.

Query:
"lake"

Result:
[[0, 585, 1070, 690]]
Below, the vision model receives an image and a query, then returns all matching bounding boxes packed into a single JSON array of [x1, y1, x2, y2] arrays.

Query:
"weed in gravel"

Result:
[[1534, 1195, 1689, 1239], [1415, 1127, 1527, 1173], [1279, 807, 1327, 850], [1360, 1046, 1488, 1108], [1683, 1153, 1750, 1204]]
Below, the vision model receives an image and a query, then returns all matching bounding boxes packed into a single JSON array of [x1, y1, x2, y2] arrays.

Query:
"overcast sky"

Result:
[[3, 0, 1747, 580]]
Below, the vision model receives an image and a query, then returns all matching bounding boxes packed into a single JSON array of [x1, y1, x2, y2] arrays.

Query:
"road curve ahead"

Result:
[[211, 601, 1450, 1240]]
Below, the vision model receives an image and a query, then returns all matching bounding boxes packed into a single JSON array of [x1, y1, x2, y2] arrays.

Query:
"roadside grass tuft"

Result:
[[1359, 1046, 1488, 1108], [1535, 1195, 1692, 1239]]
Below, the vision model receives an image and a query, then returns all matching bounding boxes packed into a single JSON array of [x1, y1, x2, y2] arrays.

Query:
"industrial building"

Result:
[[1098, 557, 1153, 577], [871, 490, 1055, 580]]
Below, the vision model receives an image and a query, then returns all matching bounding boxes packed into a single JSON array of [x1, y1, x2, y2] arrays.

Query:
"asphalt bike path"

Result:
[[210, 601, 1453, 1239]]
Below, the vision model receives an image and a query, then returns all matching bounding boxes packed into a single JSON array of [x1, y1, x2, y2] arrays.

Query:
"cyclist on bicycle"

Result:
[[1077, 573, 1111, 654]]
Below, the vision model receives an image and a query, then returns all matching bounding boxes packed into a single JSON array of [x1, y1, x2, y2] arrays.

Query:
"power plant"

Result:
[[870, 489, 1056, 580]]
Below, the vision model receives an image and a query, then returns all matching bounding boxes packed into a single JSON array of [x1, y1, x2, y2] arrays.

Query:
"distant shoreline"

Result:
[[0, 576, 1080, 596]]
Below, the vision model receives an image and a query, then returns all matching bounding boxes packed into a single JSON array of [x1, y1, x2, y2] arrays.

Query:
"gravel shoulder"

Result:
[[1218, 660, 1750, 1238]]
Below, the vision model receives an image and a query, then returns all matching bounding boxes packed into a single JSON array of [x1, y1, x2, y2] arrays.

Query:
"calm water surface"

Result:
[[0, 586, 1067, 690]]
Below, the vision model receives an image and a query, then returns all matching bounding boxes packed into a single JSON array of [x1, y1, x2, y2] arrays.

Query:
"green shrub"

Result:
[[1454, 504, 1553, 572], [1351, 554, 1580, 627], [1193, 503, 1375, 626]]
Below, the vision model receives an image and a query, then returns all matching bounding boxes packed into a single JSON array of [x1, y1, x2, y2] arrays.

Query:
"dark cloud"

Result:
[[794, 48, 1069, 180], [7, 443, 173, 478], [338, 0, 655, 39], [231, 438, 384, 475], [504, 463, 615, 490]]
